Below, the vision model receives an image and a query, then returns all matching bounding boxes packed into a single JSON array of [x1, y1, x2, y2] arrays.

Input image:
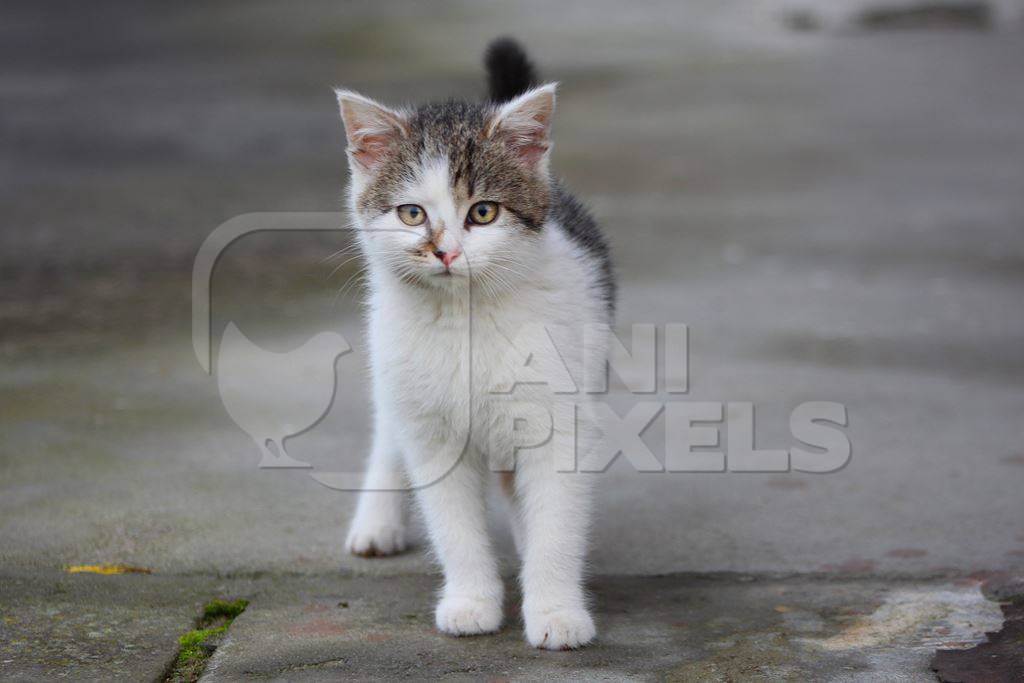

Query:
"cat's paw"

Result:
[[524, 607, 596, 650], [435, 595, 503, 636], [345, 523, 407, 557]]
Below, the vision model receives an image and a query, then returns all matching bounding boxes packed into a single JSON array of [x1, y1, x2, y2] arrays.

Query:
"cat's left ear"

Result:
[[486, 83, 557, 173], [334, 89, 409, 172]]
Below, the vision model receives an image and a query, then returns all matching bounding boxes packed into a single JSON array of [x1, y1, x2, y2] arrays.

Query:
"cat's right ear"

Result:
[[334, 89, 408, 172]]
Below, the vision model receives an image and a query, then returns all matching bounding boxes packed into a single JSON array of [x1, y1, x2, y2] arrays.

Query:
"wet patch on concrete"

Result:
[[932, 598, 1024, 683]]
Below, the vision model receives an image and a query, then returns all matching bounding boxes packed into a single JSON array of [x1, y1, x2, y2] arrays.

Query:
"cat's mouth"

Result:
[[426, 261, 466, 278], [431, 268, 470, 279]]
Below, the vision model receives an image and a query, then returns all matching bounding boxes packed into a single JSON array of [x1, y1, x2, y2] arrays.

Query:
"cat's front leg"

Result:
[[516, 439, 596, 649], [346, 418, 407, 557], [408, 442, 504, 636]]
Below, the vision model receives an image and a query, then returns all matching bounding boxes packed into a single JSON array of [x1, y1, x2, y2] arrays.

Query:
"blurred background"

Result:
[[2, 0, 1023, 581]]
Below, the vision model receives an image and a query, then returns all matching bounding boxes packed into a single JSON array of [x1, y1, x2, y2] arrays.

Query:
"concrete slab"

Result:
[[1, 570, 1016, 681], [0, 572, 226, 682], [200, 573, 1008, 681]]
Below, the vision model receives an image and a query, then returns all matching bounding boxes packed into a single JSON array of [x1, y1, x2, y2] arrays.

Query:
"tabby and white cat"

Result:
[[337, 38, 614, 649]]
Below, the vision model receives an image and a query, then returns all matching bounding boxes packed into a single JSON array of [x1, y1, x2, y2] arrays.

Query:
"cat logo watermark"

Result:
[[194, 213, 850, 491]]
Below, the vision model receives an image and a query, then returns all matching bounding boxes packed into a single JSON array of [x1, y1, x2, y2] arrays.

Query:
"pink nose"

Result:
[[433, 248, 461, 268]]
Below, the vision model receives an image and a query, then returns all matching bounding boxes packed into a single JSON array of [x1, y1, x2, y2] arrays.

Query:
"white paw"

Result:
[[346, 523, 406, 557], [524, 607, 596, 650], [435, 595, 503, 636]]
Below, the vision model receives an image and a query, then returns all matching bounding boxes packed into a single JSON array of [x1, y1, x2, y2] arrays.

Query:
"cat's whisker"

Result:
[[333, 265, 370, 306], [319, 241, 362, 266], [337, 266, 369, 299], [474, 271, 502, 302], [325, 252, 367, 281]]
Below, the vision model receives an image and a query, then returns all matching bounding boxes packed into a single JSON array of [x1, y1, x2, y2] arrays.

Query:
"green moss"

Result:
[[177, 625, 227, 662], [166, 598, 249, 682], [202, 598, 249, 622]]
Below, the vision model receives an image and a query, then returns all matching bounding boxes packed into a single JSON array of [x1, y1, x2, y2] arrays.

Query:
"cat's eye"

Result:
[[396, 204, 426, 226], [467, 201, 499, 226]]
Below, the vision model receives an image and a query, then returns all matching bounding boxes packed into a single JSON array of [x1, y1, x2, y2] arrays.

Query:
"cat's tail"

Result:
[[485, 37, 538, 102]]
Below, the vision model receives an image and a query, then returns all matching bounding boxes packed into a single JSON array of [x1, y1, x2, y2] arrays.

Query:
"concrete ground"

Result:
[[1, 0, 1022, 680], [1, 571, 1017, 681]]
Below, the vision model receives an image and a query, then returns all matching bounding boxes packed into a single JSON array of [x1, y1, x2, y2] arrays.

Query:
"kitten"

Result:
[[337, 37, 614, 650]]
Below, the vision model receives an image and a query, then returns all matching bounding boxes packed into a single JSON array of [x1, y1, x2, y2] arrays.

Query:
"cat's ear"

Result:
[[334, 89, 408, 172], [486, 83, 557, 172]]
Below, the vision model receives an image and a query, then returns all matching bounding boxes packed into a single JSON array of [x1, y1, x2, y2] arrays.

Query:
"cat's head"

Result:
[[335, 84, 557, 290]]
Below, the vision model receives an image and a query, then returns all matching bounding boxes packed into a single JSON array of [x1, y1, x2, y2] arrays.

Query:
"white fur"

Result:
[[339, 93, 608, 650]]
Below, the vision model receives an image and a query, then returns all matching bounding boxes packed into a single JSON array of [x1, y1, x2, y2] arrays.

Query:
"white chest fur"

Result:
[[366, 224, 607, 456]]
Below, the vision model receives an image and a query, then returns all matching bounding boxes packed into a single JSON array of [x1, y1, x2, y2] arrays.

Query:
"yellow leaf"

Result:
[[65, 564, 152, 575]]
